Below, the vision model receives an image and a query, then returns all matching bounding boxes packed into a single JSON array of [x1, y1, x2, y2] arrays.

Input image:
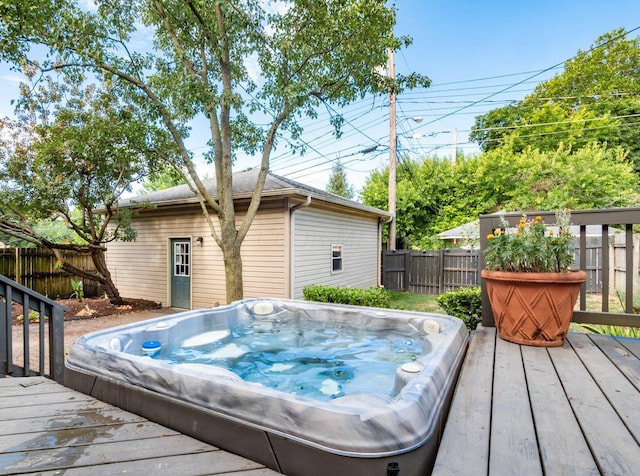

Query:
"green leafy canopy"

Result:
[[1, 0, 429, 302]]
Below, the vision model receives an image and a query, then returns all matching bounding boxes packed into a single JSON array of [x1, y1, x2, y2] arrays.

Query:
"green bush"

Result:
[[581, 323, 640, 339], [303, 285, 391, 308], [436, 287, 482, 331]]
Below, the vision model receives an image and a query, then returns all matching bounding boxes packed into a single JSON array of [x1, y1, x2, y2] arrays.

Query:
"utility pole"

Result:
[[388, 48, 397, 251], [452, 128, 458, 164]]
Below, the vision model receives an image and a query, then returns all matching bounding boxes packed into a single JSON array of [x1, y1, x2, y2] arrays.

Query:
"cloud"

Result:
[[0, 73, 26, 85]]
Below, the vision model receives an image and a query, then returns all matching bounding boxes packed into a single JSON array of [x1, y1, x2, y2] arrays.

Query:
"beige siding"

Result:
[[106, 205, 287, 308], [292, 207, 380, 298]]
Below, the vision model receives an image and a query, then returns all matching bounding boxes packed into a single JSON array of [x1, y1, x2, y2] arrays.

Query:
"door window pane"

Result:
[[174, 242, 190, 277]]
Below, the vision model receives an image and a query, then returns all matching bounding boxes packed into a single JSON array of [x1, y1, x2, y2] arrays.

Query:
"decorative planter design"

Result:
[[481, 269, 587, 347]]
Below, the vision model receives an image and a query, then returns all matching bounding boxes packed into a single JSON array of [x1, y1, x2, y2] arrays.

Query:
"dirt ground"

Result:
[[10, 297, 181, 375], [12, 296, 163, 323]]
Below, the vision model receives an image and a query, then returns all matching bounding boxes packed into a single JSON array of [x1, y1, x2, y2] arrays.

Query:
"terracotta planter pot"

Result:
[[481, 269, 587, 347]]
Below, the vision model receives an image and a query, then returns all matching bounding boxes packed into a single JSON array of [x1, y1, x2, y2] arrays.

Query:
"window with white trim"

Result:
[[331, 244, 343, 273]]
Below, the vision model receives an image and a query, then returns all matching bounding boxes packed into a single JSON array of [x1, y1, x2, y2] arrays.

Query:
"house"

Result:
[[438, 215, 619, 249], [437, 220, 480, 248], [106, 169, 391, 309]]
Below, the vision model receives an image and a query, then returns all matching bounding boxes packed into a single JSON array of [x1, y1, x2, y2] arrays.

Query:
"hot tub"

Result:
[[65, 299, 467, 476]]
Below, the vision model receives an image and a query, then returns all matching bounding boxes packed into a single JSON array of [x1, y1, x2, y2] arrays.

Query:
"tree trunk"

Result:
[[222, 240, 244, 303], [90, 248, 124, 305], [52, 245, 123, 305]]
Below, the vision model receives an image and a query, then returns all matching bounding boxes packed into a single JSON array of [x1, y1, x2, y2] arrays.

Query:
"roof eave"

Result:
[[111, 188, 390, 219]]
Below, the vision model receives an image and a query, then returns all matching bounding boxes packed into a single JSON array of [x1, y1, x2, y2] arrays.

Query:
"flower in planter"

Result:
[[484, 211, 575, 273]]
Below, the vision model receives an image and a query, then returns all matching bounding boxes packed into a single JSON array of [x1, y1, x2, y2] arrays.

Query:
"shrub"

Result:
[[17, 310, 43, 323], [581, 323, 640, 339], [303, 285, 391, 308], [436, 287, 482, 331], [70, 278, 84, 302]]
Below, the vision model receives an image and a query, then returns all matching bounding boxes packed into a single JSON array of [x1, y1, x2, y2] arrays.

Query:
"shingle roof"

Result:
[[119, 168, 390, 218]]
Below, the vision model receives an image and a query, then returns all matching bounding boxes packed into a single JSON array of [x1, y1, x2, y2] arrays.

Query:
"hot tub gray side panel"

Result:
[[269, 338, 466, 476], [269, 429, 440, 476], [65, 366, 282, 472], [65, 367, 441, 476]]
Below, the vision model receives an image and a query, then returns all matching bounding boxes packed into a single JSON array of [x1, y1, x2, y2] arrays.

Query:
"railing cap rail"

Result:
[[479, 207, 640, 226]]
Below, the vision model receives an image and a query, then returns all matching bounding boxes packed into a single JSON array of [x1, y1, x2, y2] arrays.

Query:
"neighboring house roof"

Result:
[[438, 217, 619, 241], [437, 221, 479, 241], [118, 168, 390, 219]]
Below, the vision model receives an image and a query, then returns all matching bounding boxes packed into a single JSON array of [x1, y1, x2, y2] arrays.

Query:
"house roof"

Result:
[[437, 220, 480, 240], [119, 168, 390, 218]]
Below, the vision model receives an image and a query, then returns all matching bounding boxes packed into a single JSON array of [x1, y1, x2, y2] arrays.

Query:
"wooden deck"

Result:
[[433, 326, 640, 475], [3, 329, 640, 475], [0, 377, 280, 475]]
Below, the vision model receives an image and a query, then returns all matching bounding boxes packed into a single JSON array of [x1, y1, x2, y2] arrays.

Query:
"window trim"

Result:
[[331, 243, 343, 274], [173, 241, 191, 277]]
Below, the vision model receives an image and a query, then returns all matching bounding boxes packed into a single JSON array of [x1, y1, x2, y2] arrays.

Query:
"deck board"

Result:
[[433, 326, 640, 476], [521, 344, 598, 476], [490, 336, 542, 475], [0, 377, 280, 475], [430, 325, 495, 475], [550, 338, 640, 475]]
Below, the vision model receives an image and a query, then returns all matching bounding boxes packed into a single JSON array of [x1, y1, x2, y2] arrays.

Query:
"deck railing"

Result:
[[479, 207, 640, 328], [0, 274, 68, 384]]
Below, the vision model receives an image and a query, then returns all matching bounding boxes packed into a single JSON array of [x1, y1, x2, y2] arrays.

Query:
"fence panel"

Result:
[[383, 249, 481, 295], [383, 244, 606, 296], [408, 251, 441, 294], [442, 249, 480, 292], [381, 251, 411, 291], [0, 248, 102, 299]]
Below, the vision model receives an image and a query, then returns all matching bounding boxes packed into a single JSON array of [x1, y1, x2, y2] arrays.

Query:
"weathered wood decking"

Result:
[[433, 326, 640, 475], [0, 377, 280, 475], [3, 329, 640, 475]]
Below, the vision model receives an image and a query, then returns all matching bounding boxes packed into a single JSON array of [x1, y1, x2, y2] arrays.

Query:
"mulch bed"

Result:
[[11, 297, 162, 324]]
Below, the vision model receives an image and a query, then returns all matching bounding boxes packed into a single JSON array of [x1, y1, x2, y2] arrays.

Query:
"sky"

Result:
[[1, 0, 640, 196]]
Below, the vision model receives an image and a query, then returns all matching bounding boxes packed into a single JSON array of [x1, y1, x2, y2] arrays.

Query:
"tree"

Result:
[[361, 145, 640, 248], [1, 0, 428, 303], [141, 167, 185, 193], [0, 78, 167, 304], [361, 155, 456, 248], [470, 28, 640, 171], [326, 160, 354, 199]]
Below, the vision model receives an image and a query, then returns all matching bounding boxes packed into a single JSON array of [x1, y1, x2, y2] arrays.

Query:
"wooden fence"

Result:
[[382, 244, 608, 295], [382, 249, 480, 295], [0, 248, 102, 299]]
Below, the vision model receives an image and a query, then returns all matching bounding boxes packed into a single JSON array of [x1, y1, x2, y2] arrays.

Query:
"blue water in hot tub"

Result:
[[147, 317, 426, 402]]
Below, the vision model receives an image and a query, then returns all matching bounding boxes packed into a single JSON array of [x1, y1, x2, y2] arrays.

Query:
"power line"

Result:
[[417, 25, 640, 127]]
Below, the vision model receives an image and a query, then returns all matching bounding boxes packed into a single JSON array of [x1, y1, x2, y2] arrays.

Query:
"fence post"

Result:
[[0, 281, 6, 377], [403, 251, 411, 292], [14, 248, 20, 285], [479, 214, 496, 327], [438, 249, 445, 294]]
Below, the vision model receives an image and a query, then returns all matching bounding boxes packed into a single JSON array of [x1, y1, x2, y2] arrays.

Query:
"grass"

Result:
[[387, 291, 640, 337], [388, 291, 444, 313], [575, 292, 640, 336]]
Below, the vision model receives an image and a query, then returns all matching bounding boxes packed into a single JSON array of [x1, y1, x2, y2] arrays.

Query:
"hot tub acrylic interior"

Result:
[[65, 299, 468, 476]]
